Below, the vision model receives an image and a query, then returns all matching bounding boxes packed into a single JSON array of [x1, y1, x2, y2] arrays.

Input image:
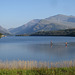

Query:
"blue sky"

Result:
[[0, 0, 75, 29]]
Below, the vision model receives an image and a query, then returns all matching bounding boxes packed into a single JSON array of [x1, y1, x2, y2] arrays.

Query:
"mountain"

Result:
[[9, 14, 75, 35], [0, 26, 11, 35], [9, 19, 40, 34]]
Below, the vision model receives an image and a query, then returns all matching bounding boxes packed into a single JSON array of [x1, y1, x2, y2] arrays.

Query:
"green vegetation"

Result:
[[16, 34, 29, 36], [0, 67, 75, 75], [0, 60, 74, 75], [0, 33, 2, 38], [31, 29, 75, 36], [0, 33, 2, 35]]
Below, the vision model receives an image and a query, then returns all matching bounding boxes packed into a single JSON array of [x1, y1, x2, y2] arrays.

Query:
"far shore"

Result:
[[15, 34, 75, 37]]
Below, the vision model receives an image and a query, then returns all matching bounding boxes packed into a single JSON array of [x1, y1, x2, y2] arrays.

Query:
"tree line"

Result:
[[30, 29, 75, 36]]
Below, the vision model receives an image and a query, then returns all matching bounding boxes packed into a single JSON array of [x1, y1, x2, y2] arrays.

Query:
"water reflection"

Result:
[[0, 36, 75, 63]]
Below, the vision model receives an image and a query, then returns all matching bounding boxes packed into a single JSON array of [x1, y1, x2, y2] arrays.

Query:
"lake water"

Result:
[[0, 36, 75, 63]]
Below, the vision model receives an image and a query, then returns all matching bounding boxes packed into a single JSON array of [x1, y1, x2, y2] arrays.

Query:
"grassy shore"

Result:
[[0, 60, 75, 75], [0, 67, 75, 75]]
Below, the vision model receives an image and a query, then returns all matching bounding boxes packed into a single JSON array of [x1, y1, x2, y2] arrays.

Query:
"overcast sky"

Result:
[[0, 0, 75, 29]]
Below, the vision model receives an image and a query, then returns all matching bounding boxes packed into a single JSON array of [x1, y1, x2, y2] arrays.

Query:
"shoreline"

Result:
[[0, 60, 74, 69], [0, 60, 75, 75]]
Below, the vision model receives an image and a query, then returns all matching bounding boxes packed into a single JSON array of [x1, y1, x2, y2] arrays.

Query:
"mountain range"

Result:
[[1, 14, 75, 35], [0, 26, 11, 35], [9, 14, 75, 35]]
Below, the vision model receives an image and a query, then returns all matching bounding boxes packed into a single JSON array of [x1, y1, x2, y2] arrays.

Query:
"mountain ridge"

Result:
[[9, 14, 75, 35], [0, 25, 11, 35]]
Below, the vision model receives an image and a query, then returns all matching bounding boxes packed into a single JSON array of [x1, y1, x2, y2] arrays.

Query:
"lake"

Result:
[[0, 36, 75, 63]]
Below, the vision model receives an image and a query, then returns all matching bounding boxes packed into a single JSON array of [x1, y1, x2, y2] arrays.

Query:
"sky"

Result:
[[0, 0, 75, 29]]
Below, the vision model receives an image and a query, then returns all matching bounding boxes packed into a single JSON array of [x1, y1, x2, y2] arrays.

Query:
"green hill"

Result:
[[30, 29, 75, 36]]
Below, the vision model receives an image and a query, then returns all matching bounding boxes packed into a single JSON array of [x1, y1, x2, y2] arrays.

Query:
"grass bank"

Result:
[[0, 60, 75, 75], [0, 67, 75, 75]]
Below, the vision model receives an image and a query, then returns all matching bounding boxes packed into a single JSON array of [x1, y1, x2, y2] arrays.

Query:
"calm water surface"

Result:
[[0, 36, 75, 62]]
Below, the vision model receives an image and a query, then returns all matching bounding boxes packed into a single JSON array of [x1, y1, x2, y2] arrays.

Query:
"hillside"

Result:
[[0, 33, 2, 38], [9, 14, 75, 35], [0, 26, 11, 35], [9, 19, 40, 35], [30, 29, 75, 36]]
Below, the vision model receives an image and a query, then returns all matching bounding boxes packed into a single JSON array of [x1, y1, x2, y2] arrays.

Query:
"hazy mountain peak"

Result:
[[22, 19, 40, 28], [46, 14, 68, 19], [54, 14, 67, 16], [24, 19, 40, 25]]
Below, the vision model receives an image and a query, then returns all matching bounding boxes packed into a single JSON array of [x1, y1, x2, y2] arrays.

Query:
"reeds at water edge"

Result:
[[0, 60, 75, 69]]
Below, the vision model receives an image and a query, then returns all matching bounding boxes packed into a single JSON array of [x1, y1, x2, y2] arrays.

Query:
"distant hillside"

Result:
[[0, 26, 11, 35], [9, 19, 40, 35], [9, 14, 75, 35], [31, 29, 75, 36]]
